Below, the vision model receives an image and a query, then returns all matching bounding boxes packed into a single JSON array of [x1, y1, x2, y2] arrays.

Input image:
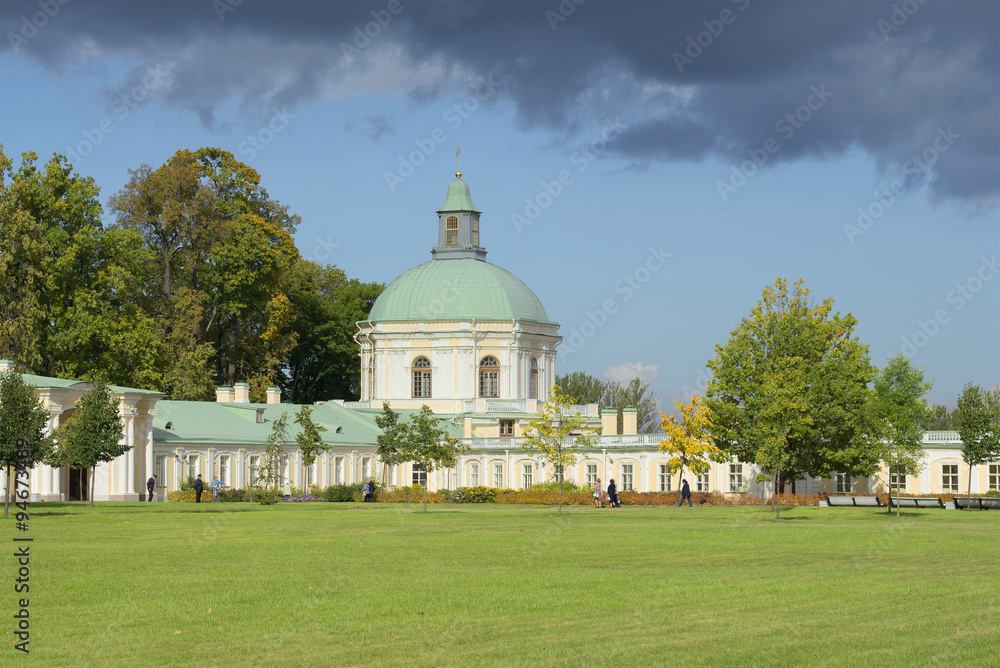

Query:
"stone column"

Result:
[[207, 448, 216, 482], [143, 414, 153, 494], [639, 454, 648, 493], [125, 413, 136, 495]]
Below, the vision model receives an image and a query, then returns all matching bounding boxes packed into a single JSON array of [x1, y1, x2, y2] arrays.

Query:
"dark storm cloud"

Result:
[[2, 0, 996, 205]]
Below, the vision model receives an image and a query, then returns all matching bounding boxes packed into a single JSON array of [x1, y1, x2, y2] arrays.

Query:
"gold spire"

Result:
[[455, 143, 462, 178]]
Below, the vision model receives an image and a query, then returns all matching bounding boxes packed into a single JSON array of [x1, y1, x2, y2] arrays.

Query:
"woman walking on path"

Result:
[[594, 478, 603, 508], [607, 479, 619, 508]]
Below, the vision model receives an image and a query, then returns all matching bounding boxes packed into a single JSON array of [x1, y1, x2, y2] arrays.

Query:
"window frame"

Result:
[[219, 454, 230, 486], [585, 463, 598, 487], [621, 462, 634, 492], [695, 472, 710, 492], [248, 454, 261, 486], [154, 454, 166, 486], [412, 356, 432, 398], [412, 463, 427, 487], [989, 464, 1000, 492], [728, 463, 744, 493], [445, 215, 459, 246], [889, 465, 907, 493], [658, 463, 671, 492], [529, 358, 538, 399], [835, 473, 852, 494], [499, 419, 515, 437], [334, 456, 345, 485], [521, 462, 533, 489], [479, 356, 499, 398], [471, 215, 479, 246], [469, 461, 480, 487], [941, 463, 959, 492], [493, 462, 504, 488]]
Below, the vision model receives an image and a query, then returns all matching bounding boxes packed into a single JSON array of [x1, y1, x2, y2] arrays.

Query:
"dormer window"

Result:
[[471, 215, 479, 246], [446, 216, 459, 246]]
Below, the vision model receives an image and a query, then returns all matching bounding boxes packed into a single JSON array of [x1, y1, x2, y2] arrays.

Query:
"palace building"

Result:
[[13, 171, 997, 502]]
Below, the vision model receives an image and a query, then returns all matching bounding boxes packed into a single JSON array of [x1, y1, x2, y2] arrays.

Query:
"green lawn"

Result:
[[9, 502, 999, 667]]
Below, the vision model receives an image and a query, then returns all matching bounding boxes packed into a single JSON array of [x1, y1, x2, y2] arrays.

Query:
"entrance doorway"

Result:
[[68, 468, 89, 501]]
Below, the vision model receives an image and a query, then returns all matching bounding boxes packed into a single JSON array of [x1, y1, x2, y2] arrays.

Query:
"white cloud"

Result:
[[603, 362, 660, 384]]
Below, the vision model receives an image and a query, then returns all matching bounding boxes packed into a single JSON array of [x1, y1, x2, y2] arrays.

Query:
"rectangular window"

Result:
[[728, 464, 744, 493], [522, 463, 533, 489], [413, 368, 431, 398], [493, 463, 503, 488], [941, 464, 959, 492], [387, 465, 397, 486], [334, 456, 345, 485], [658, 464, 671, 492], [280, 455, 290, 485], [889, 466, 907, 493], [470, 462, 480, 487], [187, 454, 199, 480], [412, 463, 427, 487], [696, 472, 710, 492], [990, 464, 1000, 492], [585, 463, 597, 487], [480, 370, 499, 397], [621, 463, 634, 492], [445, 216, 459, 246], [499, 420, 515, 437], [306, 461, 317, 488], [361, 456, 372, 482], [471, 216, 479, 246], [836, 473, 852, 494], [154, 455, 166, 486], [219, 455, 230, 486], [249, 455, 261, 486]]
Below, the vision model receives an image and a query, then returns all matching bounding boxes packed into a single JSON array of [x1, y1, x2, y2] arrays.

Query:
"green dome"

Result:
[[437, 178, 481, 213], [367, 258, 553, 324]]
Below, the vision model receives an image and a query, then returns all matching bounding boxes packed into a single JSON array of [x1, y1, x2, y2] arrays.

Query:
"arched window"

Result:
[[529, 357, 538, 399], [479, 356, 499, 397], [471, 215, 479, 246], [446, 216, 459, 246], [412, 356, 431, 398]]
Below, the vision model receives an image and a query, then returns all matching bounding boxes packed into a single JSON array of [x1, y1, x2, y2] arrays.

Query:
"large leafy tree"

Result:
[[867, 355, 932, 516], [294, 405, 328, 494], [920, 404, 955, 431], [956, 383, 1000, 511], [0, 371, 53, 517], [49, 382, 125, 507], [0, 149, 160, 387], [657, 395, 727, 505], [258, 412, 291, 491], [520, 384, 599, 514], [375, 402, 407, 502], [706, 278, 878, 491]]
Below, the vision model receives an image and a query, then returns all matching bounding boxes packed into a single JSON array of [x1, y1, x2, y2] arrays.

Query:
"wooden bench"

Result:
[[953, 496, 1000, 510], [888, 497, 945, 509], [823, 496, 884, 507]]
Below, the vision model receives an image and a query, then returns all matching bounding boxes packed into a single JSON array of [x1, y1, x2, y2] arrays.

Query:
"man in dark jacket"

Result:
[[146, 474, 156, 502], [679, 479, 692, 507], [363, 478, 374, 502], [194, 474, 204, 503], [607, 479, 619, 508]]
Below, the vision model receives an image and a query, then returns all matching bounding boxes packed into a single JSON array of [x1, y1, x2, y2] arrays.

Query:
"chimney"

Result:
[[266, 386, 281, 405], [601, 408, 618, 436], [622, 406, 638, 435], [233, 382, 250, 404], [215, 386, 234, 403]]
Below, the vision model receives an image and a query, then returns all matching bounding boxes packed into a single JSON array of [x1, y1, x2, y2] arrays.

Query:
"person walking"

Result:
[[193, 474, 204, 503], [607, 478, 619, 508], [282, 480, 292, 502], [680, 478, 692, 507], [211, 475, 222, 502], [146, 474, 156, 502], [363, 478, 374, 502], [594, 478, 603, 508]]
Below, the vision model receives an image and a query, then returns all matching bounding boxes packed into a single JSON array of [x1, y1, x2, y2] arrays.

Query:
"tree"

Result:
[[867, 355, 932, 516], [920, 404, 955, 431], [956, 383, 1000, 511], [706, 278, 878, 493], [258, 412, 290, 491], [657, 395, 727, 506], [49, 382, 124, 507], [0, 371, 53, 517], [294, 404, 328, 495], [556, 372, 659, 433], [396, 406, 467, 511], [520, 384, 600, 514], [375, 402, 407, 502]]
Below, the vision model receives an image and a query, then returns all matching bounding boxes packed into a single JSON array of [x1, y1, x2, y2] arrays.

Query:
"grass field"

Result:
[[8, 501, 1000, 667]]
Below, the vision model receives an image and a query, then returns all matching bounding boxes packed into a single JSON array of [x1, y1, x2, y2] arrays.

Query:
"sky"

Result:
[[1, 0, 997, 409]]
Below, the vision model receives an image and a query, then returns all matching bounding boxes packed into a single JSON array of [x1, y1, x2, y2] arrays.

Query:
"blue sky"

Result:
[[1, 0, 997, 408]]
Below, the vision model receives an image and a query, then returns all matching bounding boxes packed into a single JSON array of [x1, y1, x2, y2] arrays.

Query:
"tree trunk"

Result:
[[4, 466, 10, 518], [90, 465, 96, 507], [423, 483, 428, 512], [558, 478, 562, 515], [774, 471, 780, 519], [967, 463, 973, 512], [381, 462, 386, 503], [675, 469, 683, 505]]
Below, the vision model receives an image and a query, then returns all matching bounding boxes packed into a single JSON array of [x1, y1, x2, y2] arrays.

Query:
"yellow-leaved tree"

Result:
[[658, 396, 727, 504]]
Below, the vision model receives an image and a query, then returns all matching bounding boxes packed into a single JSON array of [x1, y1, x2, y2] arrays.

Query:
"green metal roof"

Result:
[[19, 373, 163, 396], [153, 401, 383, 446], [365, 258, 554, 324], [437, 178, 481, 213]]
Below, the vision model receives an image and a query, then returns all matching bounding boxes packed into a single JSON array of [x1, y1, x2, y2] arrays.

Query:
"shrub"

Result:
[[323, 484, 365, 502]]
